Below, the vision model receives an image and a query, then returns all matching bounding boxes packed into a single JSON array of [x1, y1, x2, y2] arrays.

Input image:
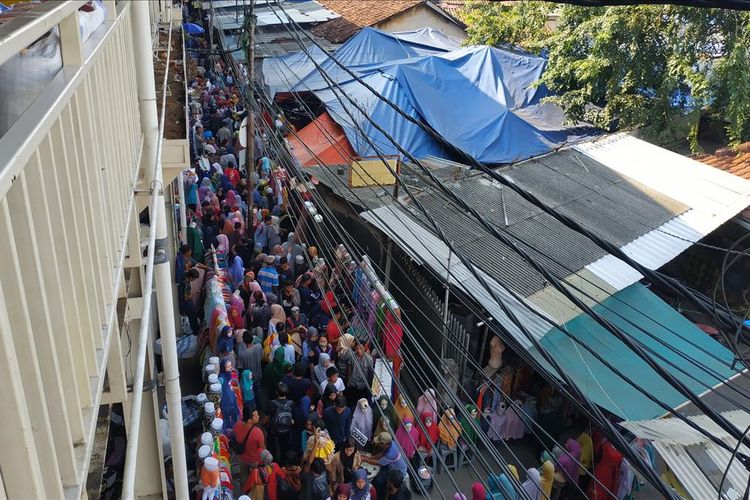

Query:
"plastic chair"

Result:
[[435, 443, 458, 474], [457, 439, 473, 468]]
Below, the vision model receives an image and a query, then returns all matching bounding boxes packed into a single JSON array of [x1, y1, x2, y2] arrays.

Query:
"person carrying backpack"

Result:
[[268, 382, 294, 464]]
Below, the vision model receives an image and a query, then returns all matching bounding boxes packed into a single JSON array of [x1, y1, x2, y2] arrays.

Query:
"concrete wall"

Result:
[[375, 4, 467, 41]]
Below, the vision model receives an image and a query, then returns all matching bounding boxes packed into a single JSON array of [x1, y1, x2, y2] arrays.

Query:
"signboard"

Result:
[[371, 358, 393, 399], [349, 158, 398, 188]]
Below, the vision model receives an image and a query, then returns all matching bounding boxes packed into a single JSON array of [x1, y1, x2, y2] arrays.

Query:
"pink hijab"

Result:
[[248, 281, 265, 304], [228, 295, 245, 330], [395, 417, 419, 459], [416, 389, 438, 418], [225, 190, 239, 210], [216, 234, 229, 254]]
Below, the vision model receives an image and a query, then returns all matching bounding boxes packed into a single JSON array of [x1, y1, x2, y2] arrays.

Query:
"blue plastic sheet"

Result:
[[264, 27, 596, 164]]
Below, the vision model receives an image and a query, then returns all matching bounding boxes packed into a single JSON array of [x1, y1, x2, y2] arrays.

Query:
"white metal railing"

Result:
[[0, 1, 158, 498], [120, 4, 174, 497]]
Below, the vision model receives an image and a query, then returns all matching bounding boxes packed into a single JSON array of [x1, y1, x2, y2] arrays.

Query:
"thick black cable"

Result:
[[255, 49, 750, 423], [251, 87, 615, 499], [253, 27, 750, 496], [254, 104, 531, 499], [255, 34, 750, 414], [249, 99, 504, 499], [271, 0, 748, 361], [255, 15, 680, 498], [266, 3, 750, 460]]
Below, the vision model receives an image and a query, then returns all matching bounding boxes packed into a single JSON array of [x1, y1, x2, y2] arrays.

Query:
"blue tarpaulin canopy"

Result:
[[264, 27, 596, 164], [533, 283, 739, 421]]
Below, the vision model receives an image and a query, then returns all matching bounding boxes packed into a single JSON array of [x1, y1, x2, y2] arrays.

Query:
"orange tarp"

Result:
[[288, 112, 357, 167]]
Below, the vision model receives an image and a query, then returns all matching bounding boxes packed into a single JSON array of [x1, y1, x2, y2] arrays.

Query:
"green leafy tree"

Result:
[[461, 1, 750, 150]]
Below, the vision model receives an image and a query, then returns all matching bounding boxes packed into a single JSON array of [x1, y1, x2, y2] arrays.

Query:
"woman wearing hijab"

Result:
[[228, 252, 245, 290], [304, 326, 320, 365], [540, 460, 554, 499], [350, 398, 373, 446], [228, 294, 245, 331], [316, 383, 339, 417], [219, 173, 233, 193], [394, 394, 414, 427], [216, 233, 230, 254], [558, 438, 582, 486], [313, 352, 333, 386], [395, 417, 419, 462], [186, 180, 198, 211], [417, 388, 439, 418], [219, 357, 241, 431], [372, 395, 397, 436], [417, 411, 439, 455], [488, 466, 519, 500], [471, 482, 487, 500], [198, 177, 213, 199], [224, 189, 239, 210], [187, 222, 205, 263], [263, 348, 287, 397], [522, 468, 543, 500], [350, 467, 376, 500], [268, 303, 286, 335]]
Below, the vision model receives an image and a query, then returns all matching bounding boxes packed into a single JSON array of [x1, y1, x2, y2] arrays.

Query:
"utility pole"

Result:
[[209, 0, 215, 68], [244, 0, 256, 229]]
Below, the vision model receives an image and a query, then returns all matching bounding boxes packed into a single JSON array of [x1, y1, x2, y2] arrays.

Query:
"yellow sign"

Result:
[[349, 158, 398, 187]]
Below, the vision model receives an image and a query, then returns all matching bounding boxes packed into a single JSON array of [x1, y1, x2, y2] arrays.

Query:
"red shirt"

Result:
[[326, 319, 341, 345], [233, 420, 265, 465]]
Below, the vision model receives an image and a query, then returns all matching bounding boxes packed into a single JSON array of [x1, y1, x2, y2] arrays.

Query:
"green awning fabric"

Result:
[[532, 283, 739, 421]]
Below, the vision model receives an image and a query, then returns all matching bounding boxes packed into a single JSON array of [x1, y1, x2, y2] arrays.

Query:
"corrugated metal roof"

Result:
[[575, 134, 750, 289], [360, 204, 555, 350], [620, 410, 750, 499]]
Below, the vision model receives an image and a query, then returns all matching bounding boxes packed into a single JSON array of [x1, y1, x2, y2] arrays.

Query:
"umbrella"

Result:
[[183, 23, 205, 35]]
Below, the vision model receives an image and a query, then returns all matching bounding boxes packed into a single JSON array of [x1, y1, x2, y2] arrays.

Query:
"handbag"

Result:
[[229, 424, 251, 454]]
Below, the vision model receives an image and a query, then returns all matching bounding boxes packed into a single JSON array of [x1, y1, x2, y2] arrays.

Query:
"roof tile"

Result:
[[694, 142, 750, 181], [312, 0, 424, 43]]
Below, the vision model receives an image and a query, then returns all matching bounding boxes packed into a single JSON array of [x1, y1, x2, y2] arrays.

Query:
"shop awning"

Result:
[[532, 282, 738, 421], [620, 410, 750, 499], [287, 111, 357, 167], [361, 204, 741, 421]]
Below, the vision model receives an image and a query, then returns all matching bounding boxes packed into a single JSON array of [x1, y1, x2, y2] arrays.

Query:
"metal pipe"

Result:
[[177, 173, 188, 245], [124, 3, 188, 499]]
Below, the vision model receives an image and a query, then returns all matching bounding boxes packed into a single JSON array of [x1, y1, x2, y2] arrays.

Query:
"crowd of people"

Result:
[[179, 25, 419, 500], [175, 8, 647, 499]]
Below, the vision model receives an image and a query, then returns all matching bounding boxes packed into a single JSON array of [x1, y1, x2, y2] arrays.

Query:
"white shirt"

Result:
[[320, 378, 345, 393]]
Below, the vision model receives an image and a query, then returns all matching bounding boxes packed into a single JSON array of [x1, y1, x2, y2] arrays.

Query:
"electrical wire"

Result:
[[254, 104, 534, 499], [253, 19, 736, 484], [265, 3, 750, 459], [250, 84, 618, 497], [245, 13, 748, 498], [236, 44, 528, 500], [250, 60, 644, 498], [270, 0, 748, 372]]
